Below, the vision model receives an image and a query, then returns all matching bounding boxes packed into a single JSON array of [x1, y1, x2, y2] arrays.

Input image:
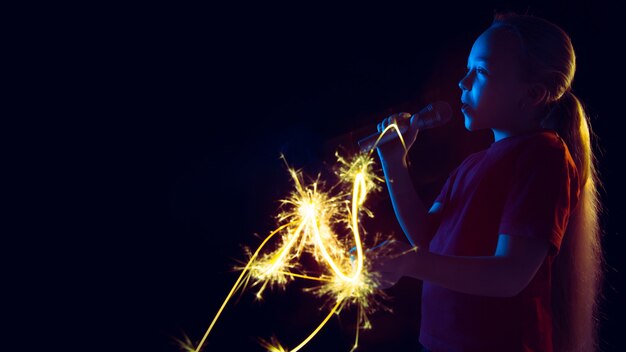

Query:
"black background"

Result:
[[20, 1, 624, 351]]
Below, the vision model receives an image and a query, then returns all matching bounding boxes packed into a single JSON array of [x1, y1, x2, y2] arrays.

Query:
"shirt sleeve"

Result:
[[498, 143, 579, 256], [434, 173, 454, 205], [434, 160, 463, 207]]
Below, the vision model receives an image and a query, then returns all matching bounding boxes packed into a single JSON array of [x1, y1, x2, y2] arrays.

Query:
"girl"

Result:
[[375, 13, 604, 352]]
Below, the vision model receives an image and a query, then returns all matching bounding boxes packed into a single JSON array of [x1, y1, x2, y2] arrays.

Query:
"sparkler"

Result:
[[187, 122, 411, 352]]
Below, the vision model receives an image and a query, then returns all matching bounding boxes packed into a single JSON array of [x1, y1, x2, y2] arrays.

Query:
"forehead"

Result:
[[468, 27, 523, 69]]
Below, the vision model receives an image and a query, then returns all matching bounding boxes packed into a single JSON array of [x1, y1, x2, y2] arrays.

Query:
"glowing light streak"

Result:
[[194, 223, 291, 351], [371, 122, 409, 152], [190, 121, 410, 352], [289, 299, 343, 352]]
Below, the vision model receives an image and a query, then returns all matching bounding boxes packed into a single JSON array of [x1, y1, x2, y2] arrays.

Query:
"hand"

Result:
[[376, 112, 421, 166], [371, 239, 417, 290]]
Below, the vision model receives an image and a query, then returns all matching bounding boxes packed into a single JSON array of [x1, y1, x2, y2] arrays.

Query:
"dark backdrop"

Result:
[[29, 1, 623, 351]]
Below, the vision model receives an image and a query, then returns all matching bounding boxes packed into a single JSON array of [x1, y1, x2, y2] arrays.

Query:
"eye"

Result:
[[476, 67, 488, 75]]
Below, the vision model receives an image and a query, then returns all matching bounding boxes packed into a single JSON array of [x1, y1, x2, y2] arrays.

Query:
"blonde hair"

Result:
[[492, 13, 605, 352]]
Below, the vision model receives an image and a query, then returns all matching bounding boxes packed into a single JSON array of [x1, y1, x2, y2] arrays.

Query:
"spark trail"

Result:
[[190, 121, 411, 352]]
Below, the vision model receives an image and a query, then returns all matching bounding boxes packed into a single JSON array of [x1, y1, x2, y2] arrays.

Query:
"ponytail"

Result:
[[545, 91, 605, 352], [491, 13, 605, 351]]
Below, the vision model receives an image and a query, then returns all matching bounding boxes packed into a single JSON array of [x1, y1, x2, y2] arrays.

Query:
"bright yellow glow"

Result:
[[370, 122, 409, 155], [193, 223, 290, 351], [191, 123, 409, 351]]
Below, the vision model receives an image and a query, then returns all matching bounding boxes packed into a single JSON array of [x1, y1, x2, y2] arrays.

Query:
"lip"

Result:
[[461, 103, 470, 111]]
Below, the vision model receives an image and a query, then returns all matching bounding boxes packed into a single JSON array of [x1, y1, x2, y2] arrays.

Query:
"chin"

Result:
[[464, 115, 477, 131], [464, 114, 489, 132]]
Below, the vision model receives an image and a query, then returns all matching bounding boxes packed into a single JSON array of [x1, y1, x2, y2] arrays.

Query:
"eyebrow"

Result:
[[468, 57, 494, 66]]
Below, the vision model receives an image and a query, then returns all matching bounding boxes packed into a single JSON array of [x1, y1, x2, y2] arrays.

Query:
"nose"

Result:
[[458, 71, 471, 91]]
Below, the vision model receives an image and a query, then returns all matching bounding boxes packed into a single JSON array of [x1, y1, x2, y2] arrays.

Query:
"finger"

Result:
[[379, 116, 392, 132], [379, 113, 409, 133], [389, 113, 412, 130], [406, 114, 421, 139], [383, 116, 396, 130], [399, 112, 412, 120]]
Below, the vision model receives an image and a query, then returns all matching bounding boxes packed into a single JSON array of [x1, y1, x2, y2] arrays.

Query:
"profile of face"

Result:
[[459, 26, 531, 133]]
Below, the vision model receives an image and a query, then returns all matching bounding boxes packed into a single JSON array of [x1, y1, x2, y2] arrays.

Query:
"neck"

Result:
[[492, 129, 512, 142], [492, 124, 543, 142], [492, 108, 547, 142]]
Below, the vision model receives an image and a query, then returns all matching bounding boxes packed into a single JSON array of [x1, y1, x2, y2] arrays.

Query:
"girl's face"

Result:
[[459, 27, 529, 134]]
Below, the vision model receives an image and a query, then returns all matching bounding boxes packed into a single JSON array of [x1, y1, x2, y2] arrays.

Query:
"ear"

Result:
[[519, 83, 548, 110]]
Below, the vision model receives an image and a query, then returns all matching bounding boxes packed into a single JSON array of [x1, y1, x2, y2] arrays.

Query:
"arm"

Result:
[[380, 158, 441, 248], [374, 114, 545, 296], [375, 112, 439, 248], [395, 234, 550, 297]]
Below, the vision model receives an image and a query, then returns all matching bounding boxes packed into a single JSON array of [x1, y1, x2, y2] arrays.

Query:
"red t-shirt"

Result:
[[419, 130, 580, 352]]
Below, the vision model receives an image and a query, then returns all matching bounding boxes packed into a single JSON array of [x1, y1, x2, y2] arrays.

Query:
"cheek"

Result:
[[472, 87, 499, 118], [475, 83, 519, 116]]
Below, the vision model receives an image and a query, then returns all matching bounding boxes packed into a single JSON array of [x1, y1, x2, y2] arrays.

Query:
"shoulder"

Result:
[[512, 131, 580, 193], [491, 129, 563, 150], [488, 130, 578, 188], [526, 130, 568, 153], [498, 129, 566, 154], [514, 130, 572, 168]]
